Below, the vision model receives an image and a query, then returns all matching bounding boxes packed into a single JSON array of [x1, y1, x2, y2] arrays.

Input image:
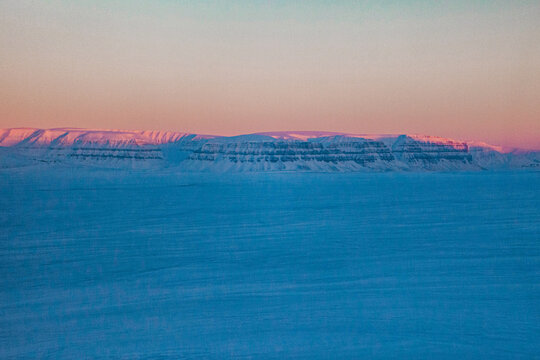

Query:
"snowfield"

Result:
[[0, 168, 539, 358]]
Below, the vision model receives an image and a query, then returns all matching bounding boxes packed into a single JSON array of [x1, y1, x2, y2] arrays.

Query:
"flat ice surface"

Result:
[[1, 169, 539, 359]]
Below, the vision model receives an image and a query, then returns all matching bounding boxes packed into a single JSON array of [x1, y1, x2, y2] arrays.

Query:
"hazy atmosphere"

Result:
[[1, 0, 539, 148]]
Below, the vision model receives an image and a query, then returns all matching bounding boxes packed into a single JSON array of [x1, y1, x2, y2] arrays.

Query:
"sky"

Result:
[[1, 0, 539, 148]]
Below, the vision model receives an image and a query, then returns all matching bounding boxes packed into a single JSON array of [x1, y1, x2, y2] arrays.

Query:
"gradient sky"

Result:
[[1, 0, 539, 148]]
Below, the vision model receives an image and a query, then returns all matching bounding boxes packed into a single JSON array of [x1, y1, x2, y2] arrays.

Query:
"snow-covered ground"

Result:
[[1, 168, 539, 358]]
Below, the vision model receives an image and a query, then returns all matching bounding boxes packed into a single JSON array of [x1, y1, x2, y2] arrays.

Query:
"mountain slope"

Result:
[[0, 128, 538, 171]]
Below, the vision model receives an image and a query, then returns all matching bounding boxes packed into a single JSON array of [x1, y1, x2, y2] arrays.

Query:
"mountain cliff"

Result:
[[0, 128, 537, 171]]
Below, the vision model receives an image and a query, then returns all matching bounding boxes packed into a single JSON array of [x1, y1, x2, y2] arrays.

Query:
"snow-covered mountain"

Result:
[[0, 128, 538, 171]]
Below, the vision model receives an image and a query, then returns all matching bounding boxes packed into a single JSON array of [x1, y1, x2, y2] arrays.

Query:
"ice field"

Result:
[[1, 168, 539, 358]]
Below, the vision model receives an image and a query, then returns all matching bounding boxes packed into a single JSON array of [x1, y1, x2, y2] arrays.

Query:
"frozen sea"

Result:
[[1, 168, 539, 359]]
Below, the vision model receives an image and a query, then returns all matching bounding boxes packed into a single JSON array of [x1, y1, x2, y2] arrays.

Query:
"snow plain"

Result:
[[1, 168, 539, 358]]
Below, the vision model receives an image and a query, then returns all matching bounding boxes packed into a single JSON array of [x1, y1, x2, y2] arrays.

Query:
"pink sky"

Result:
[[1, 1, 539, 149]]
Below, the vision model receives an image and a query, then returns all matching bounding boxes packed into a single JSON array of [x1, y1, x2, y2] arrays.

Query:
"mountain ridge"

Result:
[[0, 127, 538, 171], [1, 127, 530, 150]]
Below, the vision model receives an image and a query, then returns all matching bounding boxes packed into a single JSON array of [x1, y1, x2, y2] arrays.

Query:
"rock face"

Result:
[[390, 135, 473, 170], [0, 128, 209, 169], [0, 128, 538, 171], [183, 137, 396, 171]]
